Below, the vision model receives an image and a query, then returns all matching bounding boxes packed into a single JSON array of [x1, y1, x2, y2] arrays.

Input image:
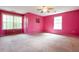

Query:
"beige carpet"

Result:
[[0, 33, 79, 52]]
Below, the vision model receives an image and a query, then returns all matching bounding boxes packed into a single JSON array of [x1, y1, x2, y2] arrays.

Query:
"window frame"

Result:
[[2, 13, 22, 30], [53, 16, 62, 30]]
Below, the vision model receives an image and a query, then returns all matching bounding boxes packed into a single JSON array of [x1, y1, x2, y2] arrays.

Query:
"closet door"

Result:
[[24, 16, 28, 33]]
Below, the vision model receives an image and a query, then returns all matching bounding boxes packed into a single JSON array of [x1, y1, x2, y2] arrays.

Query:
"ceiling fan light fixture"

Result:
[[37, 6, 54, 13]]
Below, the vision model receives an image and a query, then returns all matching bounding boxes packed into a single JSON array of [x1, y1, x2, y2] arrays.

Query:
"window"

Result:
[[54, 16, 62, 30], [14, 16, 22, 29], [2, 14, 22, 30], [6, 15, 13, 29]]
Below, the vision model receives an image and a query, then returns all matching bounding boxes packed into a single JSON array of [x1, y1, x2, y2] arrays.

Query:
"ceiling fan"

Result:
[[37, 6, 54, 13]]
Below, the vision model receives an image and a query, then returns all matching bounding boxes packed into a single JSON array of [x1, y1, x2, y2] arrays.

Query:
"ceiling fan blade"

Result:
[[48, 8, 54, 10], [37, 9, 41, 10], [47, 11, 50, 13]]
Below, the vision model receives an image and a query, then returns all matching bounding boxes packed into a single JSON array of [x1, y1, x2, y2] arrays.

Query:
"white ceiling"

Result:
[[0, 6, 79, 16]]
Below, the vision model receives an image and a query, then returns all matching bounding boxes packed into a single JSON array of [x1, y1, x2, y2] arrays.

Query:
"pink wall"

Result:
[[24, 13, 44, 34], [0, 9, 79, 36], [0, 9, 44, 36], [44, 10, 79, 35]]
